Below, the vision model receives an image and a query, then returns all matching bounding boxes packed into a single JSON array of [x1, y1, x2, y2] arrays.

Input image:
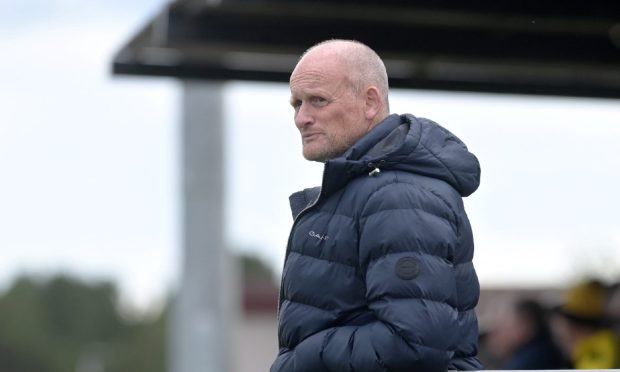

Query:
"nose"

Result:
[[294, 102, 313, 129]]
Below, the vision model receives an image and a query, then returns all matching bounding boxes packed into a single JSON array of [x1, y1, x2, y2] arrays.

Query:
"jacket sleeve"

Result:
[[271, 181, 461, 372]]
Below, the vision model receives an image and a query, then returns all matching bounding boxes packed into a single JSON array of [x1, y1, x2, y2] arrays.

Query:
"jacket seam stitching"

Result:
[[369, 295, 458, 310], [284, 296, 338, 314], [289, 250, 357, 269], [360, 206, 455, 226]]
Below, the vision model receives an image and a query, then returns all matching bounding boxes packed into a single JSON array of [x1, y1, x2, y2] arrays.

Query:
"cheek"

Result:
[[321, 104, 364, 141]]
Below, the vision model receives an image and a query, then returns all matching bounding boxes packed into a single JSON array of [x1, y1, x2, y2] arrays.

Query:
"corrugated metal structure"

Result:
[[113, 0, 620, 98]]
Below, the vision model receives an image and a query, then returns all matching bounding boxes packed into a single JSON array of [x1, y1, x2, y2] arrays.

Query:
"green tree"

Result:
[[0, 274, 166, 372]]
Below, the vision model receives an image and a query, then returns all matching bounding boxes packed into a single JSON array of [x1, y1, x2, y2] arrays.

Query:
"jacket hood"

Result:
[[289, 114, 481, 218], [340, 113, 481, 197]]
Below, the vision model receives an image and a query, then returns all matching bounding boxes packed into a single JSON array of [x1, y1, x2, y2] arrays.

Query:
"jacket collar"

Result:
[[288, 114, 407, 218], [288, 113, 481, 218]]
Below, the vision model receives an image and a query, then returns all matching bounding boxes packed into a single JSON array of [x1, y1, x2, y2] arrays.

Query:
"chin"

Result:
[[302, 149, 326, 162], [303, 153, 324, 162]]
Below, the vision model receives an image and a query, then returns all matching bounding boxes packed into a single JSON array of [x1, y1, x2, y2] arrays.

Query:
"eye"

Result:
[[290, 99, 302, 111], [311, 96, 328, 106]]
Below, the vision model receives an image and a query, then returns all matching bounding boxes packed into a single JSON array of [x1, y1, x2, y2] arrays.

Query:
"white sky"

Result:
[[2, 1, 620, 310]]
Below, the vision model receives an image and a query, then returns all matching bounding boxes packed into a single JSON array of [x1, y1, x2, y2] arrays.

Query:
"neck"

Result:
[[367, 113, 389, 132]]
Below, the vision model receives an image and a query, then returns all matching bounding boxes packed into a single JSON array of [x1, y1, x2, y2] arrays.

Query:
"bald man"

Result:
[[272, 40, 482, 371]]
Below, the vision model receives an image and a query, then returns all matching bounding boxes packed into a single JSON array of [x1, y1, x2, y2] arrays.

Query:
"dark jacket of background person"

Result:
[[271, 114, 482, 371], [500, 300, 570, 370]]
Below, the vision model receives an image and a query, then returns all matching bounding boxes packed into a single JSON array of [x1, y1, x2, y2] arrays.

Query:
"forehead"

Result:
[[290, 69, 334, 90], [289, 58, 348, 96]]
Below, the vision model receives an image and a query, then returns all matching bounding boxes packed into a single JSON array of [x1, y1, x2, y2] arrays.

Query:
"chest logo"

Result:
[[309, 231, 329, 241], [395, 257, 420, 280]]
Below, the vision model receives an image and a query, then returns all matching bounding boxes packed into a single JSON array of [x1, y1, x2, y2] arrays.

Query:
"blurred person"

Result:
[[550, 279, 620, 369], [485, 299, 568, 369], [271, 39, 482, 371], [607, 282, 620, 334], [476, 331, 501, 369]]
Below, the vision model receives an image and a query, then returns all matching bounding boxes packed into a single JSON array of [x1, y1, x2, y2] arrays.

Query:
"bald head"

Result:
[[289, 40, 391, 162], [297, 40, 390, 116]]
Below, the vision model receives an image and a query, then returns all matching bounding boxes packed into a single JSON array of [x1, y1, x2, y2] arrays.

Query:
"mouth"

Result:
[[302, 132, 322, 142]]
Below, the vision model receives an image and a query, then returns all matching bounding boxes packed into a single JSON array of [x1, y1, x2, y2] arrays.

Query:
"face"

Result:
[[289, 52, 370, 162], [485, 308, 532, 359], [550, 315, 576, 358]]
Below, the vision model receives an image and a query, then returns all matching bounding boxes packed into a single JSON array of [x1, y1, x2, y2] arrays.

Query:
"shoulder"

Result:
[[344, 170, 461, 223]]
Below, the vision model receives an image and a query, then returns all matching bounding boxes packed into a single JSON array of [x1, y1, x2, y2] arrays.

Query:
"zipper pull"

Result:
[[368, 162, 381, 177]]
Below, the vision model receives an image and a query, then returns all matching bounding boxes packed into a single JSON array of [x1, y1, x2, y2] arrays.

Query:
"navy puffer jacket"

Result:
[[272, 114, 482, 371]]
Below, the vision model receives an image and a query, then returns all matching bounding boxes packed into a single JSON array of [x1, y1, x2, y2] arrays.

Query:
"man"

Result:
[[271, 39, 482, 371]]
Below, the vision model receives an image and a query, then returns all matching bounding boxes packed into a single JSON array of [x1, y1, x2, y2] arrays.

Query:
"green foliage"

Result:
[[0, 274, 166, 372], [239, 253, 275, 284]]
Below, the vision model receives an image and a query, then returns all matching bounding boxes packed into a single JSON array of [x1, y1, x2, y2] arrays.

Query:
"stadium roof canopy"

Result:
[[112, 0, 620, 98]]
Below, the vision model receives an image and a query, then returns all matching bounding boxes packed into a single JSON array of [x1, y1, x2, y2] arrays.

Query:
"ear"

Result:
[[363, 86, 383, 121]]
